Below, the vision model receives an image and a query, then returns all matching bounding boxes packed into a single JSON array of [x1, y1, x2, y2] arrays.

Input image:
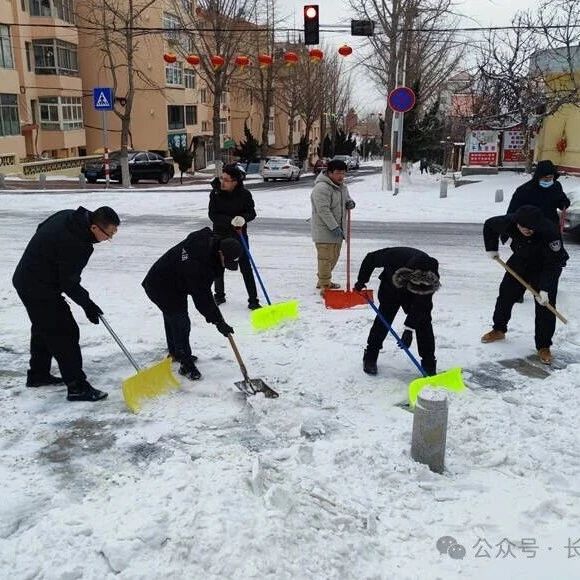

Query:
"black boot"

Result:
[[421, 358, 437, 376], [248, 300, 261, 310], [169, 352, 198, 363], [179, 357, 201, 380], [214, 294, 226, 306], [363, 348, 379, 375], [66, 379, 108, 402], [26, 371, 64, 388]]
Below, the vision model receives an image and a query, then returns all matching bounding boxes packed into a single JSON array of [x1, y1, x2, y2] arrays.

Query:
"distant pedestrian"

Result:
[[481, 205, 569, 365], [354, 247, 440, 376], [310, 159, 355, 294], [12, 206, 120, 402], [208, 164, 261, 310], [142, 228, 241, 381], [420, 158, 428, 175]]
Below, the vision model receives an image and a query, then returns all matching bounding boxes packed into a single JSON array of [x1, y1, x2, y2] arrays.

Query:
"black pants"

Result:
[[18, 294, 85, 384], [214, 234, 258, 304], [367, 285, 435, 362], [492, 256, 560, 349]]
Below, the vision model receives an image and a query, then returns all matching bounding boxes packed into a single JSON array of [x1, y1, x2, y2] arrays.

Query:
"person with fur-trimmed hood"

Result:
[[354, 247, 441, 376], [481, 205, 569, 365]]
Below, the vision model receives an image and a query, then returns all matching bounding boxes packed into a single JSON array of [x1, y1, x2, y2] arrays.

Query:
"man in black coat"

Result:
[[354, 248, 441, 376], [481, 205, 569, 364], [506, 159, 570, 224], [142, 227, 241, 380], [12, 206, 120, 402], [208, 164, 260, 310]]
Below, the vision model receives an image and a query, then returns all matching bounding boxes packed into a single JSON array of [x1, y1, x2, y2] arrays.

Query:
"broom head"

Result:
[[251, 300, 299, 331], [408, 367, 465, 408]]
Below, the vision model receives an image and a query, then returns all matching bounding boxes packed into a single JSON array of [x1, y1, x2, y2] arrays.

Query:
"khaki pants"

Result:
[[315, 242, 342, 288]]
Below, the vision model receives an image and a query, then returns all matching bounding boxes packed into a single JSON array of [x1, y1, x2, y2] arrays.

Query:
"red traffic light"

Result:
[[304, 5, 318, 19]]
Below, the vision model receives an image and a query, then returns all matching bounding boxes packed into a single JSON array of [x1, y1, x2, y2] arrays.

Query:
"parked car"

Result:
[[562, 190, 580, 241], [262, 158, 301, 181], [82, 150, 175, 184], [313, 157, 329, 175]]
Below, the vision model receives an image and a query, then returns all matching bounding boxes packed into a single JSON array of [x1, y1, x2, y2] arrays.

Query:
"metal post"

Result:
[[0, 174, 5, 189], [38, 174, 46, 189], [102, 110, 110, 189], [440, 177, 448, 198], [394, 48, 407, 197], [495, 188, 504, 203]]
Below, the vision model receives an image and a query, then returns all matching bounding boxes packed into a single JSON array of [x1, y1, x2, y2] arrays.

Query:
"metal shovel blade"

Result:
[[234, 377, 279, 398]]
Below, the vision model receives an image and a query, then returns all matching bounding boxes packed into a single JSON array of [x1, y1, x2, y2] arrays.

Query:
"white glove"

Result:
[[487, 250, 499, 259], [231, 216, 245, 228], [535, 290, 549, 306]]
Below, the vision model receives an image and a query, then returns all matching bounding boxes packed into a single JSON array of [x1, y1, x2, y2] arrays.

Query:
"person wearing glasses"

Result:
[[12, 206, 120, 402], [208, 164, 261, 310]]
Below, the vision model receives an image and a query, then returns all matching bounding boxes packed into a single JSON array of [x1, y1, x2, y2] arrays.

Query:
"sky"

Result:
[[276, 0, 541, 112]]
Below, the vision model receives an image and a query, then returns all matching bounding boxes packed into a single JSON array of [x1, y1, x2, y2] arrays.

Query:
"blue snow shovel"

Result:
[[362, 294, 465, 407], [235, 230, 299, 330]]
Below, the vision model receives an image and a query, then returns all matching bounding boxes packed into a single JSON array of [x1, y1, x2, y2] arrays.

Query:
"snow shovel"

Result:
[[100, 315, 180, 413], [227, 334, 278, 398], [494, 256, 567, 324], [362, 295, 465, 407], [324, 209, 374, 309], [235, 229, 299, 331]]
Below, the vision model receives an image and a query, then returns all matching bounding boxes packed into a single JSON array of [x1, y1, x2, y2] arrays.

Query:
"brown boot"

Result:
[[481, 329, 506, 343], [537, 347, 553, 365]]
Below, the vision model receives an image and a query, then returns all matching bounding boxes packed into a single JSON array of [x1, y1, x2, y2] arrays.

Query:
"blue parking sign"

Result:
[[93, 87, 114, 111]]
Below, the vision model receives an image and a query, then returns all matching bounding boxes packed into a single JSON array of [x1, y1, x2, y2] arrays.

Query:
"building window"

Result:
[[33, 39, 78, 75], [200, 88, 208, 103], [53, 0, 75, 23], [39, 96, 83, 130], [167, 105, 185, 130], [0, 25, 14, 69], [0, 94, 20, 136], [220, 118, 227, 135], [25, 42, 32, 71], [268, 116, 274, 132], [30, 0, 52, 17], [202, 120, 210, 132], [165, 61, 183, 86], [184, 68, 196, 89], [185, 105, 197, 125]]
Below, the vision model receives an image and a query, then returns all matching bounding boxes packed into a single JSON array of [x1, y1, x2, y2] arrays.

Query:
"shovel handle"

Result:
[[493, 257, 568, 324], [99, 315, 142, 372], [227, 334, 250, 382]]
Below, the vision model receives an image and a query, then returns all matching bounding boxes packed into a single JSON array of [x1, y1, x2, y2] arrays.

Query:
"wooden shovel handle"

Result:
[[227, 334, 250, 381], [494, 256, 568, 324]]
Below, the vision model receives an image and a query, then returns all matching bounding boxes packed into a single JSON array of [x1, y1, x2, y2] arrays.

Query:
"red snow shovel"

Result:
[[324, 209, 373, 309]]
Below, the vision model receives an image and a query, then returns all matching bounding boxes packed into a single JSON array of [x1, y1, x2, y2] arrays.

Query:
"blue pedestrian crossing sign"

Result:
[[93, 87, 114, 111]]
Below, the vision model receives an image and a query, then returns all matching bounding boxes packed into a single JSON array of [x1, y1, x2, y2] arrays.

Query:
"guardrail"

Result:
[[22, 155, 101, 176], [0, 153, 17, 167]]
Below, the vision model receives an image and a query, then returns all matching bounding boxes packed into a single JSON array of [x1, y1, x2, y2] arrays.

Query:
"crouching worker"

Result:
[[481, 205, 569, 364], [12, 206, 120, 402], [354, 247, 441, 376], [142, 227, 241, 380]]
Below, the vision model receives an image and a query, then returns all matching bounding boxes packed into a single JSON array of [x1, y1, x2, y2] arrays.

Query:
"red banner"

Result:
[[468, 152, 497, 165], [503, 149, 526, 162]]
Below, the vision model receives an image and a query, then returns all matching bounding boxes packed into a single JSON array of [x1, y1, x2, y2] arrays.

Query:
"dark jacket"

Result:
[[142, 228, 224, 325], [356, 247, 440, 329], [208, 184, 256, 237], [483, 213, 569, 291], [12, 207, 95, 308]]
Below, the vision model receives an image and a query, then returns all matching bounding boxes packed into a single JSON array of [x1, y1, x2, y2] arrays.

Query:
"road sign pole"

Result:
[[102, 110, 109, 189]]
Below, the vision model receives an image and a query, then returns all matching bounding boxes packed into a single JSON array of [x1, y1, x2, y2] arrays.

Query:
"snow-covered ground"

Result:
[[1, 164, 579, 579]]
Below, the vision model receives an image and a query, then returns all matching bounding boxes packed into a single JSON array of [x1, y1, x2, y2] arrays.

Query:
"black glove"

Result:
[[345, 200, 356, 210], [354, 281, 366, 292], [210, 176, 220, 191], [216, 320, 234, 337], [331, 226, 345, 239], [83, 300, 103, 324], [399, 328, 413, 349]]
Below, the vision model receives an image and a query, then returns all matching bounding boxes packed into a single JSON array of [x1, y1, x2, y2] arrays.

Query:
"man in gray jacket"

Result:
[[310, 159, 355, 294]]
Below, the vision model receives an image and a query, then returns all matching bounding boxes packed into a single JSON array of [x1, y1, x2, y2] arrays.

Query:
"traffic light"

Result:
[[303, 5, 319, 45]]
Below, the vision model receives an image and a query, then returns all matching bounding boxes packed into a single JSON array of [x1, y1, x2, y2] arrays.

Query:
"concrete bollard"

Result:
[[495, 188, 504, 203], [439, 178, 448, 198], [38, 174, 47, 190], [411, 389, 448, 474], [0, 174, 5, 189], [79, 173, 86, 188]]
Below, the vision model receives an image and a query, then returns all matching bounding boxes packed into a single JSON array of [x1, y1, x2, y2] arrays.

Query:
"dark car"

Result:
[[82, 150, 175, 184], [313, 157, 329, 175]]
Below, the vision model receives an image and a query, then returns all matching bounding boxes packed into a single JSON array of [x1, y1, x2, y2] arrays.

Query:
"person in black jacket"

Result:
[[481, 205, 569, 364], [142, 227, 241, 380], [506, 159, 570, 224], [354, 248, 441, 376], [12, 206, 120, 402], [208, 164, 261, 310]]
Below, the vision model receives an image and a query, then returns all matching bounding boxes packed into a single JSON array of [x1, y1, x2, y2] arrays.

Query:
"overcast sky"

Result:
[[275, 0, 540, 111]]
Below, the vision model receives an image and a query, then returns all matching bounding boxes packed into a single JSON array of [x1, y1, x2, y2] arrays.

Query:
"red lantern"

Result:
[[283, 51, 299, 66], [338, 44, 353, 57], [258, 54, 273, 68], [210, 55, 225, 70], [309, 48, 324, 63], [163, 53, 177, 64], [234, 55, 250, 69], [186, 54, 200, 66], [556, 137, 567, 153]]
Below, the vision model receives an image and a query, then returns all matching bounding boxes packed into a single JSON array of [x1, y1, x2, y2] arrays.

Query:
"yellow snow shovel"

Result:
[[100, 315, 180, 413]]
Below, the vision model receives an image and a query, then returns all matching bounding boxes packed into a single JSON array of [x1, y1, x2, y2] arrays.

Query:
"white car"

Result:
[[262, 159, 301, 181]]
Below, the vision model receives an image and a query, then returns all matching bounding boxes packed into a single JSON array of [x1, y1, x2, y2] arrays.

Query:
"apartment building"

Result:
[[0, 0, 85, 160]]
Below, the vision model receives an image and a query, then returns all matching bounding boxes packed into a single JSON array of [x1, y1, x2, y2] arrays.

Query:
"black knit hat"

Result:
[[533, 160, 559, 180], [219, 237, 242, 270], [515, 205, 543, 230], [222, 164, 244, 184]]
